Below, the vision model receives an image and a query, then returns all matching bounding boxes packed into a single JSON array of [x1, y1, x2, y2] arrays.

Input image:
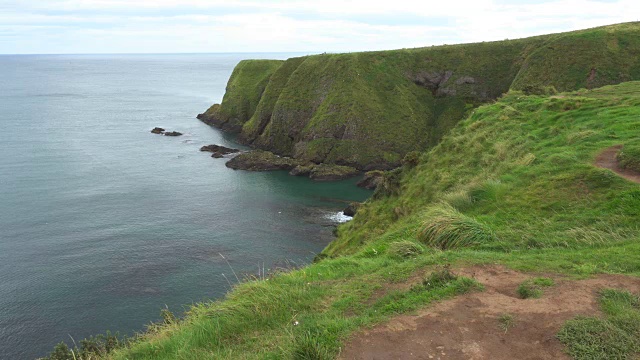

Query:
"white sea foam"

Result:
[[326, 211, 352, 223]]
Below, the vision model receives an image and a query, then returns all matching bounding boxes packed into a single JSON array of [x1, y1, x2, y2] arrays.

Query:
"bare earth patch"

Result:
[[595, 145, 640, 184], [339, 265, 640, 360]]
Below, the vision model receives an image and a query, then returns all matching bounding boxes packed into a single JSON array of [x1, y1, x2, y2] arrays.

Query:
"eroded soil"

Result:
[[339, 265, 640, 360]]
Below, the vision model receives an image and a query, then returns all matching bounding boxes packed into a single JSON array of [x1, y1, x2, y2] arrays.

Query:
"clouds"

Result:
[[1, 0, 638, 54]]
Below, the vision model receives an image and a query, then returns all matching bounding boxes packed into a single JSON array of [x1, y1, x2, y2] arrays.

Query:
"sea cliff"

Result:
[[199, 22, 640, 171]]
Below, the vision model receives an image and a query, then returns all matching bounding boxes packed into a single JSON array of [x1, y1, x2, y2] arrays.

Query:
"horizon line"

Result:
[[0, 51, 322, 56]]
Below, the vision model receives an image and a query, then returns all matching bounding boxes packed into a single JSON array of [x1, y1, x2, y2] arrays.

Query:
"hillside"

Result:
[[199, 22, 640, 171], [45, 80, 640, 360]]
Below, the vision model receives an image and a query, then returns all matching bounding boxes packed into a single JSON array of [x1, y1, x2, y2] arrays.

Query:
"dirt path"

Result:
[[339, 265, 640, 360], [595, 145, 640, 183]]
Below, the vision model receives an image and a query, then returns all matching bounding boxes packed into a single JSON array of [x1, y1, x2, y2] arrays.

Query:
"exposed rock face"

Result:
[[225, 150, 304, 171], [289, 165, 314, 177], [151, 127, 165, 134], [411, 70, 454, 96], [224, 150, 360, 181], [357, 170, 385, 190], [200, 144, 240, 158], [343, 202, 361, 217], [164, 131, 183, 136]]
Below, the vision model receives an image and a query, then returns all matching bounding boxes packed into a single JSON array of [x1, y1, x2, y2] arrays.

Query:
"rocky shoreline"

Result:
[[223, 149, 362, 182]]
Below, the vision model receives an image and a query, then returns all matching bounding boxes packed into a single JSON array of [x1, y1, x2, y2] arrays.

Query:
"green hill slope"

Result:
[[199, 22, 640, 170], [327, 80, 640, 256], [65, 80, 640, 360]]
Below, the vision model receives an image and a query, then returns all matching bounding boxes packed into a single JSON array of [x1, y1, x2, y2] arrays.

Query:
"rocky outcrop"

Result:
[[224, 150, 360, 181], [308, 164, 360, 181], [164, 131, 183, 137], [356, 170, 385, 190], [289, 165, 314, 177], [151, 127, 165, 134], [225, 150, 304, 171], [200, 144, 240, 158], [343, 202, 361, 217]]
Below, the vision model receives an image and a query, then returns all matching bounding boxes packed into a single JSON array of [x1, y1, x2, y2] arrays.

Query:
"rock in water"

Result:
[[164, 131, 183, 137], [343, 202, 361, 217], [200, 144, 240, 158], [151, 127, 165, 134]]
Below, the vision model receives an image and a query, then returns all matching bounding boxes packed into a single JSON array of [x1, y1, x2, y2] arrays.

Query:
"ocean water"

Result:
[[0, 54, 371, 359]]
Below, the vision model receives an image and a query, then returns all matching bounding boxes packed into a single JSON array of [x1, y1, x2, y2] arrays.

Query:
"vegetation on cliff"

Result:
[[200, 22, 640, 170], [198, 60, 283, 132]]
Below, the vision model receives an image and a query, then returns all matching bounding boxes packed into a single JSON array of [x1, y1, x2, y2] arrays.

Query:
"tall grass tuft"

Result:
[[387, 240, 424, 259], [442, 189, 474, 211], [291, 331, 333, 360], [417, 205, 495, 250]]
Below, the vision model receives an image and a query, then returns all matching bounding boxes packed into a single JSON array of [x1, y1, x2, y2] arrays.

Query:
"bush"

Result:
[[421, 265, 458, 290], [520, 84, 558, 96], [373, 168, 403, 198], [417, 205, 495, 249], [43, 331, 123, 360], [46, 342, 74, 360], [402, 151, 421, 168]]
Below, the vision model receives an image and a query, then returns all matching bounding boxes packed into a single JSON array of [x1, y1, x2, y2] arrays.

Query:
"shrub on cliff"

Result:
[[417, 205, 495, 250]]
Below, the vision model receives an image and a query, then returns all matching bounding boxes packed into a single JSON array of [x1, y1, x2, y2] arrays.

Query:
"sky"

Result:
[[0, 0, 638, 54]]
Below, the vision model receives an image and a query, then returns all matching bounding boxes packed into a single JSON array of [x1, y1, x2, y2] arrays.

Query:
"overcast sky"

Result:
[[0, 0, 638, 54]]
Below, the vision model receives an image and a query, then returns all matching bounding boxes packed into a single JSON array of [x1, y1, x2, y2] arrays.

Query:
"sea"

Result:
[[0, 53, 371, 359]]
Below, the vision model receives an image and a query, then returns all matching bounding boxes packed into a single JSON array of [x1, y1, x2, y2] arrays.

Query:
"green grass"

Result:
[[557, 289, 640, 359]]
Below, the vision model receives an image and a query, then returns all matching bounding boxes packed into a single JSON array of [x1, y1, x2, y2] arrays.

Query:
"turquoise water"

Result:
[[0, 54, 371, 359]]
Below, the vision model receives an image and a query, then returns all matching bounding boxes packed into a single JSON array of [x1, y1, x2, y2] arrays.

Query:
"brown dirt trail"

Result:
[[339, 265, 640, 360]]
